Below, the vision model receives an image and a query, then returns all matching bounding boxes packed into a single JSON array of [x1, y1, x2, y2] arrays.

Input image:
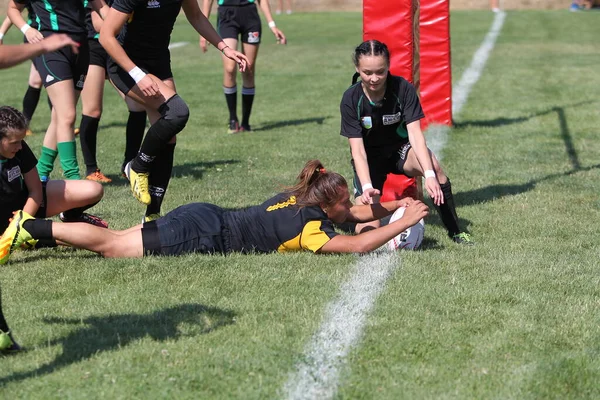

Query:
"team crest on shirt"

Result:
[[7, 166, 22, 182], [147, 0, 160, 8], [248, 32, 260, 43], [361, 116, 373, 129], [383, 111, 401, 125]]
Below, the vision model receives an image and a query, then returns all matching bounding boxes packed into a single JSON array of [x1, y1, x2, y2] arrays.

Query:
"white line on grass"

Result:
[[283, 11, 506, 400], [168, 41, 189, 50]]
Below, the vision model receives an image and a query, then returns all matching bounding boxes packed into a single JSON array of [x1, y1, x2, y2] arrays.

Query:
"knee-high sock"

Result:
[[0, 287, 9, 333], [241, 86, 255, 128], [224, 86, 238, 121], [146, 143, 175, 216], [22, 85, 41, 122], [122, 111, 146, 172], [434, 179, 461, 237], [62, 201, 99, 219], [79, 115, 100, 175], [37, 146, 58, 178], [57, 140, 80, 180]]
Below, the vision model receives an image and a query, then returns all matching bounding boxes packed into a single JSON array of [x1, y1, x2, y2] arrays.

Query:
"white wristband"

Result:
[[128, 66, 147, 84], [20, 24, 31, 34], [361, 183, 373, 192], [268, 20, 276, 28], [424, 170, 436, 179], [0, 33, 4, 40]]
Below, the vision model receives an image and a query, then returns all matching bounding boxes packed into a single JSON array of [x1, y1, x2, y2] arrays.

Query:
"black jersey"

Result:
[[111, 0, 182, 60], [15, 0, 87, 37], [85, 0, 114, 40], [0, 141, 37, 222], [340, 74, 425, 159], [218, 0, 255, 5], [25, 4, 40, 30], [223, 193, 339, 253]]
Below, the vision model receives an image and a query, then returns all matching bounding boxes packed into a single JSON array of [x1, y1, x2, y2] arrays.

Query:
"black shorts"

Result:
[[88, 39, 108, 69], [141, 203, 229, 256], [107, 55, 173, 95], [0, 181, 48, 233], [32, 33, 89, 91], [352, 143, 412, 196], [218, 4, 262, 44]]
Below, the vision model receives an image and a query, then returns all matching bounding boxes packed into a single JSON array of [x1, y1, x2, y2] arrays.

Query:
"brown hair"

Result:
[[285, 160, 348, 209], [0, 106, 28, 139]]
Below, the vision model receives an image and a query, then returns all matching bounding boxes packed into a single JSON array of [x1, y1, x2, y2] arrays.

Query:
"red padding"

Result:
[[419, 0, 452, 129]]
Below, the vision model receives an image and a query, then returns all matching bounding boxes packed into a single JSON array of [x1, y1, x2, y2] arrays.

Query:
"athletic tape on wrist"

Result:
[[128, 66, 146, 84], [20, 24, 31, 34], [268, 21, 276, 28], [0, 33, 4, 40], [424, 170, 436, 179], [361, 183, 373, 192]]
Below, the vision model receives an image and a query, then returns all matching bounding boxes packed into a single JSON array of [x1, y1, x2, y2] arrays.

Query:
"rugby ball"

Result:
[[387, 207, 425, 251]]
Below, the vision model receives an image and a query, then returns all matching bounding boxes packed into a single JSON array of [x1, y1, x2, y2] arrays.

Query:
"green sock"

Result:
[[57, 141, 80, 180], [37, 146, 58, 179]]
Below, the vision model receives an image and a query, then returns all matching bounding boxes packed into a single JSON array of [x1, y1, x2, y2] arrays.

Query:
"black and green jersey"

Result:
[[15, 0, 87, 36], [0, 141, 37, 229], [85, 0, 113, 40], [112, 0, 182, 60], [218, 0, 255, 6], [340, 74, 425, 159], [223, 193, 339, 253], [25, 4, 40, 30]]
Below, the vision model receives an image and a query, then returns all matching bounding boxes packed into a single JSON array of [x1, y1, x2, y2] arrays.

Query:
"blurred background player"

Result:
[[77, 1, 147, 184], [199, 0, 286, 133], [340, 40, 473, 245], [275, 0, 292, 15], [100, 0, 249, 221], [7, 0, 108, 182]]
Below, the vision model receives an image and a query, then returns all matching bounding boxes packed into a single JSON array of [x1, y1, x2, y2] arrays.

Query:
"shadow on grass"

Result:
[[171, 158, 241, 179], [454, 163, 600, 207], [253, 117, 328, 132], [0, 303, 235, 385]]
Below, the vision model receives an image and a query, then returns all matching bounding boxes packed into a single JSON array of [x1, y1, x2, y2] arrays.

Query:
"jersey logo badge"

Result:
[[383, 111, 401, 125], [147, 0, 160, 8], [76, 74, 85, 89], [46, 75, 54, 83], [248, 32, 260, 44], [7, 166, 21, 183], [361, 116, 372, 129]]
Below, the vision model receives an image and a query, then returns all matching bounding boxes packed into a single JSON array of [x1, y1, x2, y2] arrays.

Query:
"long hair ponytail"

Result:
[[285, 160, 348, 209]]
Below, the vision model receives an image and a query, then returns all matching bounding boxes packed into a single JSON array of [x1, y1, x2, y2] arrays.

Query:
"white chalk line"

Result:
[[168, 41, 189, 50]]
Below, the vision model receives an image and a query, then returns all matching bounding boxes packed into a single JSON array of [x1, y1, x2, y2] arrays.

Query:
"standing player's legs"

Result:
[[121, 97, 147, 177], [39, 81, 81, 180], [221, 37, 241, 133], [22, 63, 44, 134], [124, 76, 188, 206], [79, 64, 110, 182], [240, 42, 259, 132]]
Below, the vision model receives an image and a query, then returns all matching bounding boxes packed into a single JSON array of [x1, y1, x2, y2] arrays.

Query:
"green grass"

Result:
[[1, 10, 600, 399]]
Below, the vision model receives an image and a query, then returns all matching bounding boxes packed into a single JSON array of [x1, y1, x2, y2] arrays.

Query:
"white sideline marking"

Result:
[[283, 253, 396, 400], [283, 11, 506, 400], [168, 41, 189, 50]]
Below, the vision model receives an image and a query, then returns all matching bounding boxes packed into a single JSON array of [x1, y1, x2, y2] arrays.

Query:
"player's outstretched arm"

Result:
[[0, 35, 79, 69]]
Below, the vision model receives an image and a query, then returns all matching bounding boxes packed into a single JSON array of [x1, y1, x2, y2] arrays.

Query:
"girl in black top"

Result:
[[340, 40, 472, 245], [8, 0, 109, 182], [100, 0, 249, 221], [2, 159, 429, 259], [199, 0, 286, 133]]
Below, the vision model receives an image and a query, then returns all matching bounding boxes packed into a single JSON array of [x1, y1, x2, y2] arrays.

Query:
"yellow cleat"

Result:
[[124, 162, 151, 205], [0, 210, 34, 265]]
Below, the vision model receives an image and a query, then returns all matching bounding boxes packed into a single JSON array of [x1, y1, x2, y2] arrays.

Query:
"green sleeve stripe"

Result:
[[42, 0, 59, 31]]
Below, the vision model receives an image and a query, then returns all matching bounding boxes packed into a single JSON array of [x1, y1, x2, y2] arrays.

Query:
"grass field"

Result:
[[1, 10, 600, 399]]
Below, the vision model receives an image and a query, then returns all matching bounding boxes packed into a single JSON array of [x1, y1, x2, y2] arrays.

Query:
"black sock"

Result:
[[434, 179, 461, 237], [123, 111, 146, 172], [146, 143, 175, 216], [36, 238, 58, 248], [22, 219, 53, 240], [241, 86, 255, 128], [62, 201, 99, 220], [224, 86, 238, 121], [0, 287, 9, 332], [22, 85, 41, 122], [79, 115, 100, 175]]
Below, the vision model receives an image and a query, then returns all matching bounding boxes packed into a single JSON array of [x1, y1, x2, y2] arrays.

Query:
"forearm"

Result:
[[7, 2, 27, 31], [408, 123, 434, 171], [348, 200, 402, 223], [99, 33, 136, 72], [22, 195, 41, 217], [0, 16, 13, 37], [201, 0, 213, 21], [187, 11, 225, 49], [0, 42, 44, 68], [351, 146, 372, 189], [258, 0, 275, 25]]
